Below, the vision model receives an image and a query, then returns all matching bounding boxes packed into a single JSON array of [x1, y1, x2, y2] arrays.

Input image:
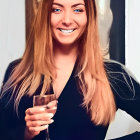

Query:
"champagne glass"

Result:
[[33, 94, 57, 140]]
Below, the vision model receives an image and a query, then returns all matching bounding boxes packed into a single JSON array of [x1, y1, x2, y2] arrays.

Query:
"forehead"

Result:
[[52, 0, 85, 5]]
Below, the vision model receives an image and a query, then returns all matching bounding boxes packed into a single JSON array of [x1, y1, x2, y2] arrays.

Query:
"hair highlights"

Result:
[[1, 0, 55, 112], [76, 0, 116, 125], [1, 0, 116, 125]]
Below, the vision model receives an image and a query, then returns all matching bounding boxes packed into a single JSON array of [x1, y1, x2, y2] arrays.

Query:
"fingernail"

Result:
[[40, 108, 45, 111], [44, 125, 49, 128], [51, 106, 57, 110], [50, 119, 54, 123], [48, 113, 54, 118]]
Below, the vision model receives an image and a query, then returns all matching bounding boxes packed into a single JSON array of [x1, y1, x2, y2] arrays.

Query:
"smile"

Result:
[[58, 28, 75, 33]]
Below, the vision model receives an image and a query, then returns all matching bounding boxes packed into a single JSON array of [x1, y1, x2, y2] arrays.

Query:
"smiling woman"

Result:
[[51, 0, 87, 47], [0, 0, 140, 140]]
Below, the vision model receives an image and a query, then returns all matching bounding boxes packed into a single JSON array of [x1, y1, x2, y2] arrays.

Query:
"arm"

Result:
[[0, 60, 57, 140], [105, 61, 140, 121], [0, 60, 25, 140], [114, 73, 140, 121]]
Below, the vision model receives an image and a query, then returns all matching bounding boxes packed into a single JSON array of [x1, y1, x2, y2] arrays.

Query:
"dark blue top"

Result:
[[0, 59, 140, 140]]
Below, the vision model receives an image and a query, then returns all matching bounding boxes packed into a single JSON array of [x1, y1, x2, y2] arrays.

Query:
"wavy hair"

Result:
[[1, 0, 116, 125]]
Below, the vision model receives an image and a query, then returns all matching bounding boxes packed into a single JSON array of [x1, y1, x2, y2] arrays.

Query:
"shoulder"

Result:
[[2, 59, 21, 84], [104, 59, 138, 81], [104, 59, 126, 73], [104, 59, 140, 99], [0, 59, 22, 103]]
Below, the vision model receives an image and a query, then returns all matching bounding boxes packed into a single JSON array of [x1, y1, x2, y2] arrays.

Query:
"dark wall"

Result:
[[109, 0, 125, 64]]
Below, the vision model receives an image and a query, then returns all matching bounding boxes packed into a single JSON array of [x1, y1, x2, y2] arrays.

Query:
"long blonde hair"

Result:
[[1, 0, 116, 125]]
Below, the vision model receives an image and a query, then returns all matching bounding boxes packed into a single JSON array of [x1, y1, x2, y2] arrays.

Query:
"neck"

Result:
[[53, 41, 78, 65]]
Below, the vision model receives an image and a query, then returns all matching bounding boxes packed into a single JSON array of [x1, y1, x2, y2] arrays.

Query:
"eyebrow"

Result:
[[52, 3, 85, 8]]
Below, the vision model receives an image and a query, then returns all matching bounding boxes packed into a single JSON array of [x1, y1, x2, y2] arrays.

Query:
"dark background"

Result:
[[109, 0, 125, 64]]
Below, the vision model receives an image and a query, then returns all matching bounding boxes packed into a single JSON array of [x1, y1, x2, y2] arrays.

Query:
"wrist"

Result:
[[24, 127, 34, 140]]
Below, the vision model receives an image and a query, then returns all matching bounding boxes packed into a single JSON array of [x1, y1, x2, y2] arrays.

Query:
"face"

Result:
[[51, 0, 87, 46]]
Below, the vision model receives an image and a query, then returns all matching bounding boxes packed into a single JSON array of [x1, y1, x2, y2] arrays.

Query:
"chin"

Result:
[[54, 37, 78, 46], [59, 40, 78, 46]]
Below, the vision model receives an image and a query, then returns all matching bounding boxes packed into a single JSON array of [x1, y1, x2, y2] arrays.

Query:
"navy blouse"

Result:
[[0, 59, 140, 140]]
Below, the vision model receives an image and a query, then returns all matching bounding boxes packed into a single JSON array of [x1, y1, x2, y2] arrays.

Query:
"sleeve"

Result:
[[0, 63, 13, 92], [106, 61, 140, 122], [0, 59, 25, 140], [115, 72, 140, 122]]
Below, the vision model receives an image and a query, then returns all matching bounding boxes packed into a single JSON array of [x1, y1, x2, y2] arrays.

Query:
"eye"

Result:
[[52, 8, 61, 13], [74, 9, 83, 13]]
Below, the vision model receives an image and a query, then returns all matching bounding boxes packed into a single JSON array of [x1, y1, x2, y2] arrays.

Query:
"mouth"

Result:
[[58, 28, 76, 33]]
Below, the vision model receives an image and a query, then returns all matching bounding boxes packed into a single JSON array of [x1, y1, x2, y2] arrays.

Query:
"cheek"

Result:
[[81, 19, 87, 31], [77, 15, 87, 28], [51, 14, 62, 28], [51, 15, 58, 28], [50, 16, 55, 28], [83, 15, 87, 26]]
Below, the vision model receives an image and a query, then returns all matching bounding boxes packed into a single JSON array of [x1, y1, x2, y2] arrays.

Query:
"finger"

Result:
[[25, 107, 46, 115], [46, 100, 58, 109], [46, 107, 57, 114], [25, 113, 54, 121], [29, 125, 49, 132], [26, 119, 54, 127]]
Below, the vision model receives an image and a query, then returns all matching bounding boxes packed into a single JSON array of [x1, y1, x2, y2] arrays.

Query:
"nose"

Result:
[[62, 11, 73, 26]]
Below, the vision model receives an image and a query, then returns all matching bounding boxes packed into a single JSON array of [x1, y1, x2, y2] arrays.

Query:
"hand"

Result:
[[24, 100, 57, 140]]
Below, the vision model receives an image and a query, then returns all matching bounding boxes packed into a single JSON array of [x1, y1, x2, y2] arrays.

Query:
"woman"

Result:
[[0, 0, 140, 140]]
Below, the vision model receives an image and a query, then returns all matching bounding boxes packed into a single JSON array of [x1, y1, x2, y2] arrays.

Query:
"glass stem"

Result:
[[46, 126, 50, 140]]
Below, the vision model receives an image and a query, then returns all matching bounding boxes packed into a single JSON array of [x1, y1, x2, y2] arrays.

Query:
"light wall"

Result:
[[125, 0, 140, 82], [0, 0, 25, 84]]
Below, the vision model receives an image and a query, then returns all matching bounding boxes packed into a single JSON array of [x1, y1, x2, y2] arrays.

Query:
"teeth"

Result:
[[59, 29, 74, 33]]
